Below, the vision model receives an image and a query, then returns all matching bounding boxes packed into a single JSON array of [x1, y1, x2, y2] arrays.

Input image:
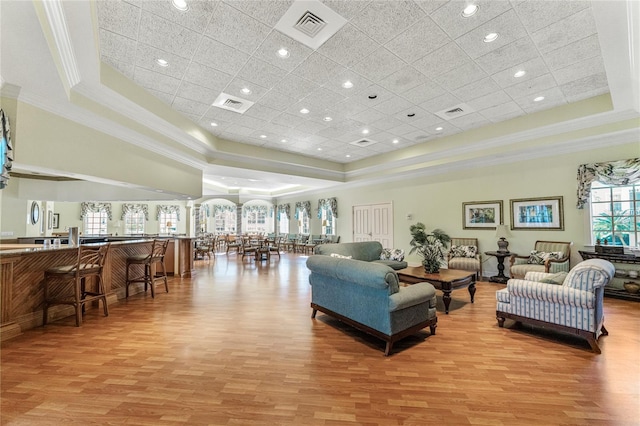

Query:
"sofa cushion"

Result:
[[527, 250, 563, 264], [450, 245, 477, 258], [315, 241, 383, 262], [538, 271, 568, 285]]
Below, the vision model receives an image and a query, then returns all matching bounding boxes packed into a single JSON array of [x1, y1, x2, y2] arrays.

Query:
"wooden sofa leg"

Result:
[[384, 341, 393, 357], [497, 317, 505, 328], [311, 309, 317, 319], [430, 324, 437, 335], [587, 337, 602, 354], [601, 325, 609, 336]]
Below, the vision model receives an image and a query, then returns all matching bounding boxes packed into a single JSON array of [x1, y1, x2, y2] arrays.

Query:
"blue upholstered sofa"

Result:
[[306, 255, 437, 356], [314, 241, 408, 270]]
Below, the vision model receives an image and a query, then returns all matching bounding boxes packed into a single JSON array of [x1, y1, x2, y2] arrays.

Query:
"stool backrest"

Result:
[[151, 239, 170, 259], [77, 243, 110, 273]]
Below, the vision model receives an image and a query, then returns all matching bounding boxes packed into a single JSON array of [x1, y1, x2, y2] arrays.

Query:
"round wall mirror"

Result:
[[30, 201, 40, 225]]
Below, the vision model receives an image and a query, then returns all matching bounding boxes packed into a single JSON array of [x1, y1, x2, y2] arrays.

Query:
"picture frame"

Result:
[[510, 196, 564, 230], [462, 200, 503, 230], [52, 213, 59, 229]]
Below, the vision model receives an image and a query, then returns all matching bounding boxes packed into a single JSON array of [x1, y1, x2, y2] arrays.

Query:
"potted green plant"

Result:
[[409, 223, 451, 273]]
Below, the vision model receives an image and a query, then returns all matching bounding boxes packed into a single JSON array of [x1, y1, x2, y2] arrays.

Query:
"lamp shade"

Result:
[[495, 224, 511, 239], [322, 220, 328, 226]]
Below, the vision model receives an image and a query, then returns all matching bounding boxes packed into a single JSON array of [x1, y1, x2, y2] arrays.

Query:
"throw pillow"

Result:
[[330, 253, 352, 259], [539, 271, 569, 285], [381, 248, 405, 261], [449, 245, 477, 258], [390, 249, 405, 261], [379, 248, 392, 260], [527, 250, 564, 264]]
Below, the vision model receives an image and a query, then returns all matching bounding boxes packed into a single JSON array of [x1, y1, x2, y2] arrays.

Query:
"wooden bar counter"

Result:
[[0, 237, 195, 341]]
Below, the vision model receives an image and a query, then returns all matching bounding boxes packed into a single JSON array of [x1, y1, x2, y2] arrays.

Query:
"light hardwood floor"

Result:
[[2, 252, 639, 425]]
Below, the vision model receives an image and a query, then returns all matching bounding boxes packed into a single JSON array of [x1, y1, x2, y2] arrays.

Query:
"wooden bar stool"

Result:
[[42, 243, 111, 327], [125, 239, 169, 298]]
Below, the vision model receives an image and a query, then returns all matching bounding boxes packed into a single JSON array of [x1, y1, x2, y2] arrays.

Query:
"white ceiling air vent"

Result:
[[212, 93, 255, 114], [434, 103, 475, 120], [275, 0, 347, 50], [349, 138, 377, 148]]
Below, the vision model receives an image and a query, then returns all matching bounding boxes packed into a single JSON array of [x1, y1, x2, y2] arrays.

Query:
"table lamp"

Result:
[[495, 224, 511, 252]]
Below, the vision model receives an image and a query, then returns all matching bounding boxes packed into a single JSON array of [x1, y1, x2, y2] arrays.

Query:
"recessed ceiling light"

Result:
[[362, 129, 369, 135], [435, 126, 443, 131], [342, 80, 353, 89], [368, 94, 377, 100], [241, 87, 252, 95], [534, 96, 545, 102], [461, 4, 478, 18], [323, 116, 332, 122], [156, 59, 169, 67], [210, 122, 218, 127], [392, 139, 399, 144], [317, 147, 322, 151], [277, 48, 290, 58], [484, 32, 499, 43], [514, 70, 526, 78], [260, 134, 267, 139], [172, 0, 189, 11], [346, 154, 351, 158], [300, 108, 309, 114], [281, 139, 287, 143]]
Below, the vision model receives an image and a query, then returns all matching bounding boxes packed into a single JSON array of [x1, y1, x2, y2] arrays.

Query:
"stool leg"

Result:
[[98, 276, 109, 317], [125, 262, 130, 298], [159, 261, 169, 294], [75, 277, 82, 327], [147, 264, 155, 298]]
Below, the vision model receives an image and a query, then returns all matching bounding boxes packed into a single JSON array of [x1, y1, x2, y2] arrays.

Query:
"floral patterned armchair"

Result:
[[496, 258, 615, 353]]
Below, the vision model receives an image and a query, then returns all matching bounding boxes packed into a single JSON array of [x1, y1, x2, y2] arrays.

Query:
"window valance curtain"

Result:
[[156, 205, 180, 221], [242, 205, 274, 218], [317, 197, 338, 219], [576, 158, 640, 209], [295, 201, 311, 220], [277, 204, 290, 220], [121, 203, 149, 220], [212, 204, 235, 216], [80, 202, 112, 220]]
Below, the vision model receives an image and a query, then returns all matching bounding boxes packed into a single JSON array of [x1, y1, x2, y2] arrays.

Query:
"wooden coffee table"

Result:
[[396, 267, 476, 314]]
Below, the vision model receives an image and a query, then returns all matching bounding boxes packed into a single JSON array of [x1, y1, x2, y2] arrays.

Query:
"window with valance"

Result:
[[157, 205, 180, 234], [121, 203, 148, 235], [212, 204, 236, 233], [0, 109, 14, 190], [80, 202, 112, 235], [577, 158, 640, 246], [317, 197, 337, 235], [277, 204, 290, 234], [295, 201, 311, 234]]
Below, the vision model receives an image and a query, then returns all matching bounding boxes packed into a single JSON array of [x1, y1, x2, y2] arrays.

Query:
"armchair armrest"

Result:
[[545, 257, 570, 273], [506, 279, 595, 308], [510, 254, 529, 267]]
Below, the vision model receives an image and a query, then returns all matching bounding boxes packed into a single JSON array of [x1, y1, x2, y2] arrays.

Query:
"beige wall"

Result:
[[277, 141, 639, 275]]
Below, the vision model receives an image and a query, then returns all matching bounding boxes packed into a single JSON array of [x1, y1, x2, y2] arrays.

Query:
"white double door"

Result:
[[352, 202, 394, 248]]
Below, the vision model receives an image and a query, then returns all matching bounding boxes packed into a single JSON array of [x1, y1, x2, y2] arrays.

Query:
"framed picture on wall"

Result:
[[510, 196, 564, 230], [52, 213, 59, 229], [47, 211, 53, 230], [462, 200, 503, 229]]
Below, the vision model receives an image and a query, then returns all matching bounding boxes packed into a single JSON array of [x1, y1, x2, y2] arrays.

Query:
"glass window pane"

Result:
[[591, 202, 611, 216], [611, 186, 633, 201], [590, 187, 610, 202]]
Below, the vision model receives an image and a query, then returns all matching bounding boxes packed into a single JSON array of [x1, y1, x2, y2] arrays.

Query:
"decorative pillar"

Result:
[[236, 204, 243, 234]]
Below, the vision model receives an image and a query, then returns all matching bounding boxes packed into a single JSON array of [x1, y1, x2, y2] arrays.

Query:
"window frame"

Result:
[[83, 211, 108, 235], [159, 211, 178, 234], [588, 181, 639, 247], [124, 211, 145, 235]]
